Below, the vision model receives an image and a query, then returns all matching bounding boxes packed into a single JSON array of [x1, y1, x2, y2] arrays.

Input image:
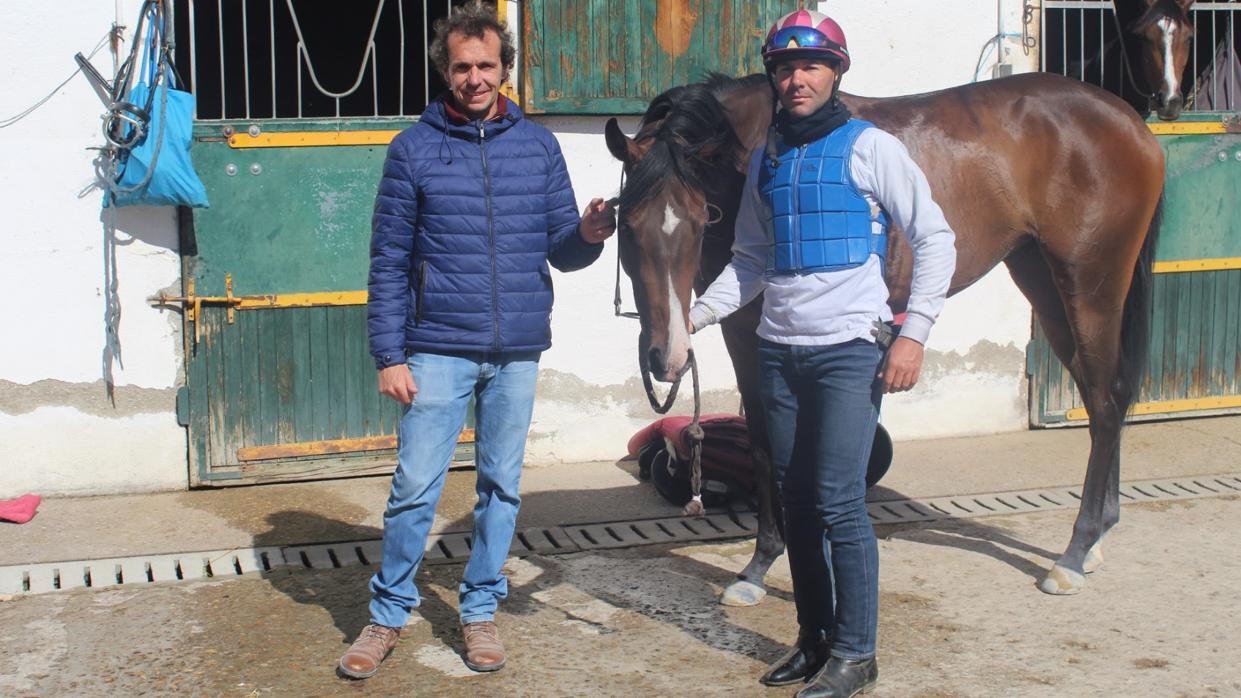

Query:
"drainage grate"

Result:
[[1, 473, 1236, 596], [864, 473, 1241, 525]]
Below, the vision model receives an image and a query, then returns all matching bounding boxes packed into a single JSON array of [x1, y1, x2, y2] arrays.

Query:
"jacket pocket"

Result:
[[415, 261, 428, 325]]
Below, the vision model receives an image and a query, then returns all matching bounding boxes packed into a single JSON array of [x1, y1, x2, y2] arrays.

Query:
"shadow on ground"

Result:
[[243, 463, 1064, 680]]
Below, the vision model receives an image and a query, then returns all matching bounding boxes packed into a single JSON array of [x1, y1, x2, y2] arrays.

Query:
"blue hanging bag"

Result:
[[106, 4, 209, 209]]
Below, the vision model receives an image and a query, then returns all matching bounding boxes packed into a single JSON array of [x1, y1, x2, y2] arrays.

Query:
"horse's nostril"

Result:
[[647, 347, 666, 375]]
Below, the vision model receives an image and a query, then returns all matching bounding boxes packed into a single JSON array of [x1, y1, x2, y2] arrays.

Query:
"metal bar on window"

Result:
[[1040, 6, 1047, 72], [188, 0, 198, 118], [296, 41, 303, 118], [218, 0, 226, 118], [242, 0, 251, 118], [1221, 8, 1231, 109], [270, 0, 276, 117], [398, 0, 406, 116], [1210, 9, 1217, 109], [424, 1, 431, 107], [1062, 9, 1068, 80]]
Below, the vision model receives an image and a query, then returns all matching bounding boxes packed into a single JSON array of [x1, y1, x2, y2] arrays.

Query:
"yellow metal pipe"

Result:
[[223, 118, 1230, 150], [233, 290, 369, 309], [1153, 258, 1241, 274], [228, 131, 402, 149], [1064, 396, 1241, 422], [1147, 121, 1233, 136], [237, 428, 476, 462]]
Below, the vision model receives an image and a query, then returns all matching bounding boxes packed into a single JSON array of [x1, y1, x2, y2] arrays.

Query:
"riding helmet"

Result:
[[761, 9, 851, 72]]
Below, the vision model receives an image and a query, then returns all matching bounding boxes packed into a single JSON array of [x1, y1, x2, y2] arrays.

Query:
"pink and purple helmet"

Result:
[[761, 9, 851, 73]]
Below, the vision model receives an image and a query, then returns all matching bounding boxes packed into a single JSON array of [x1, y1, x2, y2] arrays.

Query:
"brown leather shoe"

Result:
[[462, 621, 507, 672], [338, 624, 400, 679]]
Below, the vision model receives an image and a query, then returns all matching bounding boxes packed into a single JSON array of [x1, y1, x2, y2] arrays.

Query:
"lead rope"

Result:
[[682, 355, 706, 517], [612, 168, 706, 516]]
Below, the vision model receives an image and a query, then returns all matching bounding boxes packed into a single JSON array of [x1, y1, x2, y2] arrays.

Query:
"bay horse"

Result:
[[1059, 0, 1195, 119], [605, 70, 1166, 601]]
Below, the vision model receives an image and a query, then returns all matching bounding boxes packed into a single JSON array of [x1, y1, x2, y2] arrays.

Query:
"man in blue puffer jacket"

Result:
[[339, 1, 616, 681]]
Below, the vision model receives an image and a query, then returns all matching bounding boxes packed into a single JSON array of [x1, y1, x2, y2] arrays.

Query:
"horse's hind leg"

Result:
[[1040, 305, 1127, 596], [718, 302, 785, 607], [1005, 242, 1119, 593]]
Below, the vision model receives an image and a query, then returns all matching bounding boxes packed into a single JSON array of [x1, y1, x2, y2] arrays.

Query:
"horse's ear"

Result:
[[1175, 0, 1194, 9], [605, 118, 639, 165]]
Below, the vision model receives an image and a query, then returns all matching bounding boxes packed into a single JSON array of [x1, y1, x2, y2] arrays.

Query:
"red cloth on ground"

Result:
[[0, 494, 42, 524], [626, 414, 742, 460], [627, 414, 757, 493]]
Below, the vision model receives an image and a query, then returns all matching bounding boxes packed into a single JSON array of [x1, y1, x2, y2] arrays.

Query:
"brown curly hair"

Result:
[[428, 1, 517, 79]]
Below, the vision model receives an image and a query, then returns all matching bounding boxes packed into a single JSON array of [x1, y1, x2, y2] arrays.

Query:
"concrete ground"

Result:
[[1, 416, 1240, 696]]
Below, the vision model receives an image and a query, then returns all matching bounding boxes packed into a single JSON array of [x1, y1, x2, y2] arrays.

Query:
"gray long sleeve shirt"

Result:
[[689, 126, 957, 346]]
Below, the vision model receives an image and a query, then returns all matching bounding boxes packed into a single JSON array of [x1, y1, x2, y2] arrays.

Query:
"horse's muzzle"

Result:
[[1156, 95, 1183, 121]]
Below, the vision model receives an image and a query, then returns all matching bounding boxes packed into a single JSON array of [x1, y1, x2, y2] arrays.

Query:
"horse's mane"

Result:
[[618, 73, 767, 211]]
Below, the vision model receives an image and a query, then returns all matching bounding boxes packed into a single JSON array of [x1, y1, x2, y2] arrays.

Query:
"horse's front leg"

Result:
[[717, 300, 786, 606], [723, 441, 786, 606]]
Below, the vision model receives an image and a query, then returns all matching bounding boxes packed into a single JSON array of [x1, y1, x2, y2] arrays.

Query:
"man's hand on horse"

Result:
[[378, 364, 418, 404], [578, 197, 617, 244], [879, 336, 924, 393]]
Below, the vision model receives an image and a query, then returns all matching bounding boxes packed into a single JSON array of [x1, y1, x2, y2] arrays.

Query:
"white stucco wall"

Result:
[[0, 1, 187, 496], [1, 1, 1044, 495]]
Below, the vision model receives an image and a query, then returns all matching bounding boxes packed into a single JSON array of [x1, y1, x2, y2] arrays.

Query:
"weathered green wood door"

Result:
[[180, 119, 474, 485], [522, 0, 794, 114], [1029, 114, 1241, 425]]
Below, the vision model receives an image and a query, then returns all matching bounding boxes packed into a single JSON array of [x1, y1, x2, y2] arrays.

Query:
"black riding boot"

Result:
[[759, 630, 830, 687], [795, 655, 878, 698]]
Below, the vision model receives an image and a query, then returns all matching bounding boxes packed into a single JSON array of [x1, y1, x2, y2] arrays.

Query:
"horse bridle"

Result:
[[609, 170, 712, 516]]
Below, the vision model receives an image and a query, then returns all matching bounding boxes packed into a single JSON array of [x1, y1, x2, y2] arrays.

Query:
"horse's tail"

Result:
[[1116, 190, 1163, 414]]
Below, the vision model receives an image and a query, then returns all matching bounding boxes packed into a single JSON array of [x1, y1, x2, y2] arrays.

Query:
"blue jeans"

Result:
[[759, 338, 883, 661], [368, 350, 540, 627]]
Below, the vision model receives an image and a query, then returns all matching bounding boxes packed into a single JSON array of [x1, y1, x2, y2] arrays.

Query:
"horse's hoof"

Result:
[[1083, 544, 1104, 574], [1038, 565, 1086, 595], [720, 580, 767, 607]]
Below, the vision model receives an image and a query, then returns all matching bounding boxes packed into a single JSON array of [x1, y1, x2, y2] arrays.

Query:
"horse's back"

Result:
[[848, 72, 1156, 150], [844, 73, 1164, 289]]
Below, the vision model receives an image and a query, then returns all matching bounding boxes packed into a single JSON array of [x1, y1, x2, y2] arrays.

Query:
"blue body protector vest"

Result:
[[759, 118, 890, 275]]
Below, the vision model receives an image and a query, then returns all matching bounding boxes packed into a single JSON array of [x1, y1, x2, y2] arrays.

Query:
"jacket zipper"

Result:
[[479, 121, 501, 352]]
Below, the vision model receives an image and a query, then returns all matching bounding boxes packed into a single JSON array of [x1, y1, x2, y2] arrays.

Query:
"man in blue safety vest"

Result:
[[689, 9, 957, 697]]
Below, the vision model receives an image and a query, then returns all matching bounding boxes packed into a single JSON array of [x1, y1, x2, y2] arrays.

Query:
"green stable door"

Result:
[[178, 120, 475, 485]]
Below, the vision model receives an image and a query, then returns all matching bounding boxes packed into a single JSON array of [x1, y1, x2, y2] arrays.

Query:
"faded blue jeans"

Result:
[[368, 350, 540, 628], [759, 338, 883, 661]]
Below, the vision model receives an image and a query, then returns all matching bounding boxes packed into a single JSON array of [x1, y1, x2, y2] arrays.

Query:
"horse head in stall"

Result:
[[1120, 0, 1196, 119]]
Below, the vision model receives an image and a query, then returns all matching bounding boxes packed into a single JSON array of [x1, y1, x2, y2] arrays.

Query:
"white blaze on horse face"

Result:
[[1158, 18, 1181, 104], [661, 204, 682, 237], [665, 272, 691, 379]]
